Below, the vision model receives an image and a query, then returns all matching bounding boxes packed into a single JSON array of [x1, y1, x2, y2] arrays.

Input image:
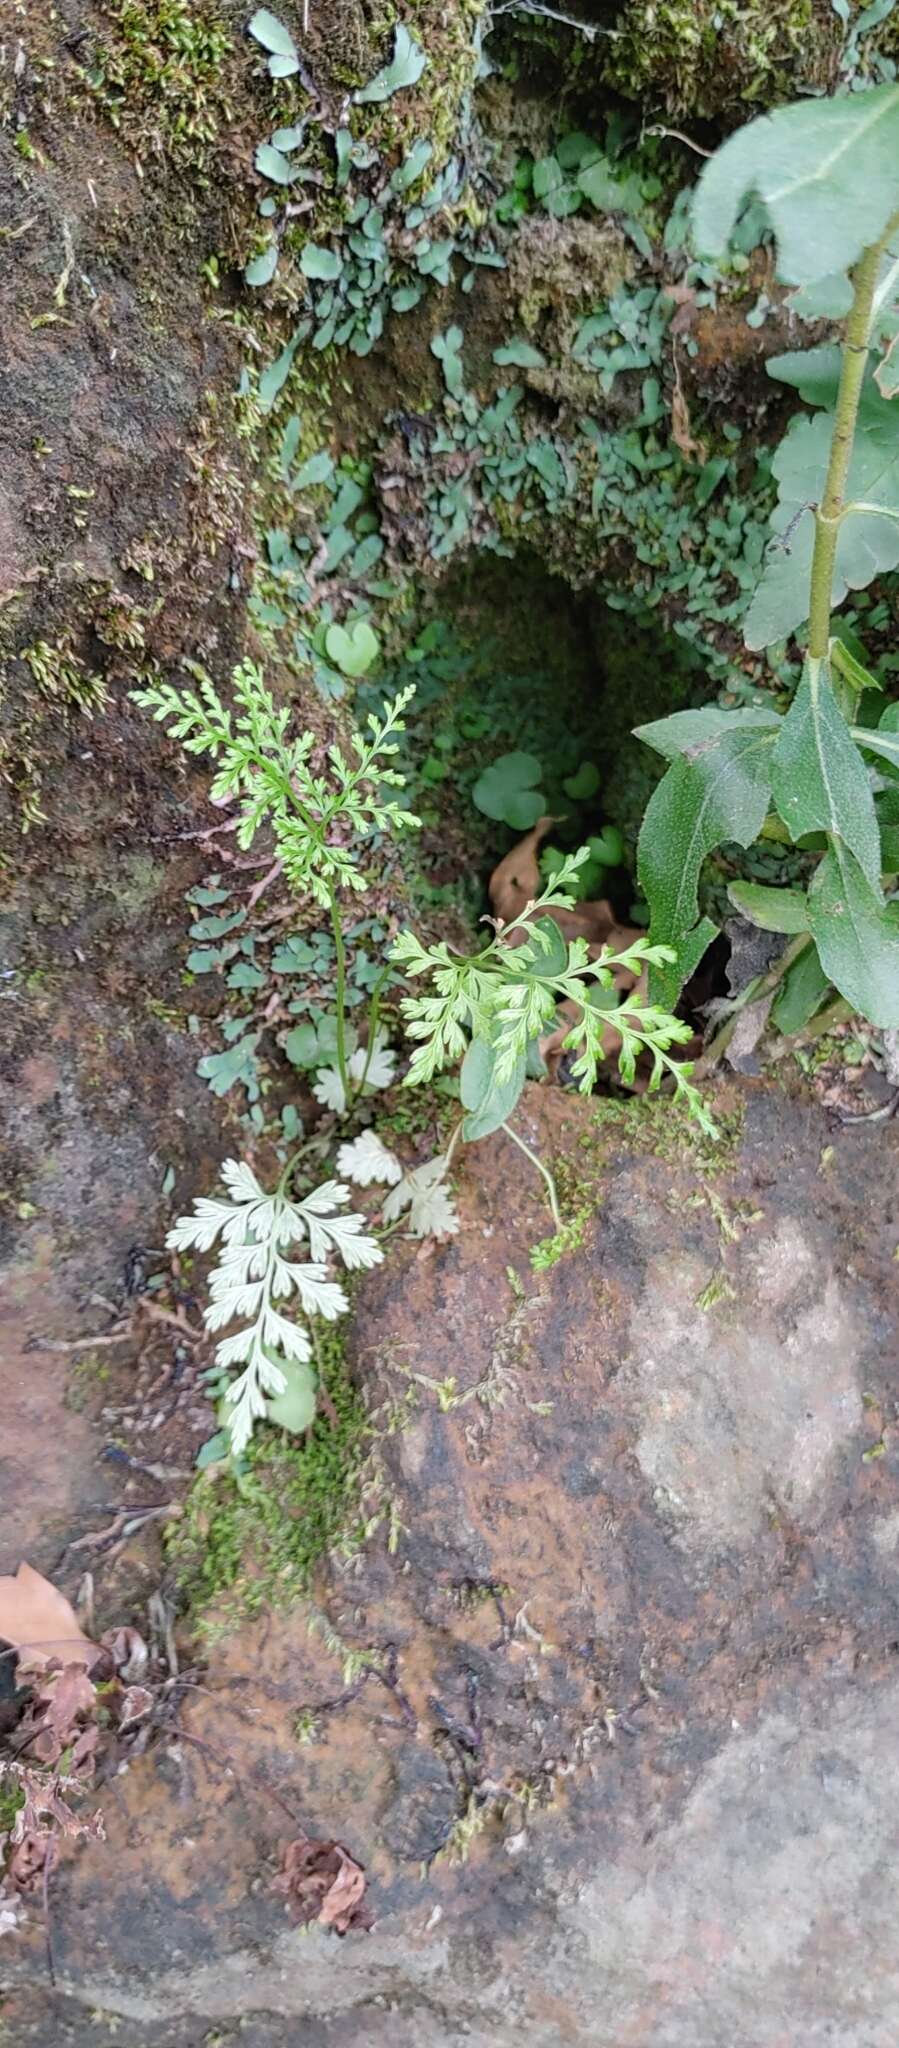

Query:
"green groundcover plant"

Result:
[[635, 86, 899, 1037], [136, 82, 899, 1460], [136, 663, 695, 1452]]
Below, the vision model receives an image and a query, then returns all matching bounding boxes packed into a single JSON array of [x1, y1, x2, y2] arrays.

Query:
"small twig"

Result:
[[490, 0, 619, 36], [500, 1120, 562, 1229], [840, 1086, 899, 1126], [644, 124, 713, 158]]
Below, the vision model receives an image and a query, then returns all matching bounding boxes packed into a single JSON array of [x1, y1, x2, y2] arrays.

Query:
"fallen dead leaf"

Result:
[[0, 1565, 100, 1676], [272, 1835, 371, 1936]]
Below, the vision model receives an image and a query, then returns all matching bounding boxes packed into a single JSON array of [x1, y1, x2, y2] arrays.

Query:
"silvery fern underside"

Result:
[[168, 1159, 381, 1453]]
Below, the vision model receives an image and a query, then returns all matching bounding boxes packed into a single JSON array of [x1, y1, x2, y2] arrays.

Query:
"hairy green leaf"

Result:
[[807, 845, 899, 1025], [770, 942, 831, 1033], [770, 659, 882, 889], [746, 369, 899, 647], [692, 86, 899, 286], [637, 724, 777, 1004], [635, 706, 781, 762], [728, 881, 810, 933]]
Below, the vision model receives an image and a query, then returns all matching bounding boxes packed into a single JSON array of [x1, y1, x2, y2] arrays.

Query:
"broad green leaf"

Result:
[[284, 1023, 319, 1066], [293, 449, 334, 489], [831, 634, 884, 695], [770, 659, 882, 890], [244, 242, 278, 288], [852, 707, 899, 775], [876, 785, 899, 867], [588, 825, 625, 867], [692, 86, 899, 286], [807, 845, 899, 1025], [461, 1034, 527, 1141], [300, 243, 342, 280], [634, 705, 781, 762], [493, 339, 547, 369], [355, 23, 426, 103], [248, 9, 298, 60], [637, 724, 777, 1005], [770, 942, 831, 1033], [271, 124, 305, 151], [728, 881, 810, 933], [746, 368, 899, 647]]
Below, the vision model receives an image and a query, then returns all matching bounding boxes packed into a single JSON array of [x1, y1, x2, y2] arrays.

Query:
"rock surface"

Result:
[[4, 1083, 899, 2047]]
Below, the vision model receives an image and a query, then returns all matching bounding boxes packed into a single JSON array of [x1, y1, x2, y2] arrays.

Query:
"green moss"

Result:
[[604, 0, 834, 121], [529, 1206, 592, 1271], [168, 1321, 372, 1632], [84, 0, 234, 177], [589, 1091, 745, 1174], [0, 1774, 25, 1837]]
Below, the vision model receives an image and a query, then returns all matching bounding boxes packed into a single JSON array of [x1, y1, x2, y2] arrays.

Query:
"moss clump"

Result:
[[589, 1091, 745, 1174], [168, 1323, 371, 1631], [604, 0, 836, 122], [84, 0, 234, 177]]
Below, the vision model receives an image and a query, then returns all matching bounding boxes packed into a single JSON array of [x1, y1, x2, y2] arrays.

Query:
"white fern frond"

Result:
[[220, 1158, 265, 1203], [166, 1198, 234, 1253], [348, 1032, 397, 1093], [281, 1264, 348, 1319], [224, 1367, 270, 1455], [299, 1180, 351, 1214], [336, 1131, 403, 1186], [262, 1307, 313, 1360], [382, 1156, 459, 1240], [312, 1065, 346, 1112], [215, 1326, 257, 1369]]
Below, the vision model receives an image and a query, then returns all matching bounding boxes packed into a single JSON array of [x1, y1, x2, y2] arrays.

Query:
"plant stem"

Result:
[[327, 888, 352, 1105], [698, 933, 811, 1071], [807, 210, 899, 661], [501, 1120, 562, 1229], [358, 962, 394, 1094]]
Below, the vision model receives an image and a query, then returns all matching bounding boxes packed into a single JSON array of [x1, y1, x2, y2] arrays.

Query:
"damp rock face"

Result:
[[6, 1083, 899, 2048]]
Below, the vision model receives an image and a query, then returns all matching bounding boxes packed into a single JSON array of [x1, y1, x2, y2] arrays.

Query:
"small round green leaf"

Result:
[[266, 1356, 318, 1434]]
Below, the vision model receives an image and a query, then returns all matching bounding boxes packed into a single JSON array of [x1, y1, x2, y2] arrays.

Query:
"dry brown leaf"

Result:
[[488, 824, 616, 951], [22, 1663, 97, 1768], [488, 816, 555, 926], [0, 1564, 100, 1675], [272, 1836, 371, 1936]]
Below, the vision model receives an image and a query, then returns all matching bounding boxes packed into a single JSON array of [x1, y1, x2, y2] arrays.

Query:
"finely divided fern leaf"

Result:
[[167, 1160, 381, 1453]]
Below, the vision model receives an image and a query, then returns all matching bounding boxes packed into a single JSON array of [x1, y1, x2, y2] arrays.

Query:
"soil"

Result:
[[3, 1081, 899, 2045]]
